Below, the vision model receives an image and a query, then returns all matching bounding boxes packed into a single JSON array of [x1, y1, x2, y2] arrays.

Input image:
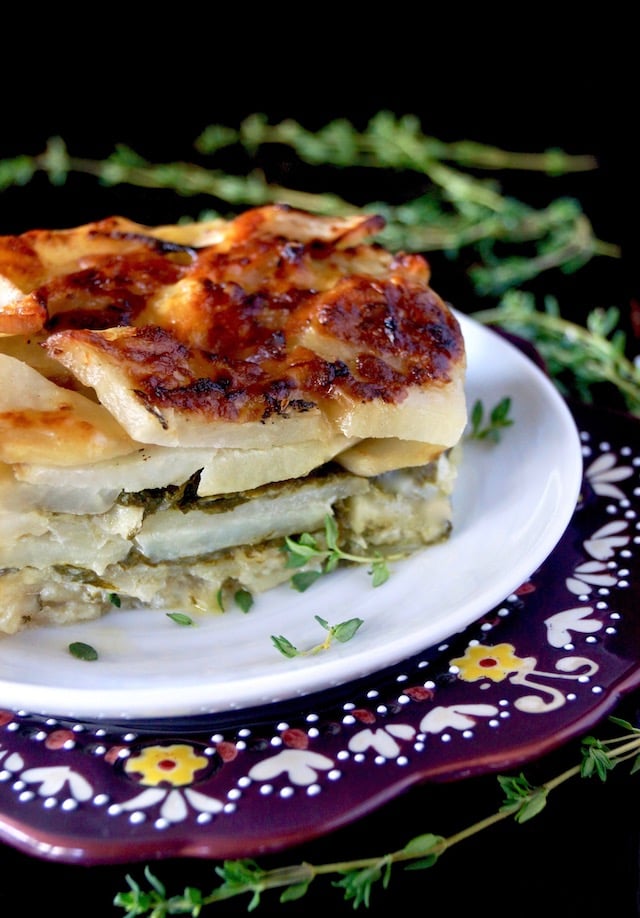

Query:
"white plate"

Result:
[[0, 313, 583, 721]]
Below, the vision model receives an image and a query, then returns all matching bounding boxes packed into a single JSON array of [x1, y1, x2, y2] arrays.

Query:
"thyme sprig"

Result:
[[271, 615, 364, 658], [473, 290, 640, 414], [211, 111, 600, 174], [114, 717, 640, 915], [0, 113, 619, 295], [226, 113, 619, 293], [468, 397, 514, 442], [283, 515, 403, 590]]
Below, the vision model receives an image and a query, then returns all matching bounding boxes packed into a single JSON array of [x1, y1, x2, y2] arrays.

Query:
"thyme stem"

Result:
[[114, 725, 640, 915], [473, 291, 640, 415], [0, 115, 620, 296]]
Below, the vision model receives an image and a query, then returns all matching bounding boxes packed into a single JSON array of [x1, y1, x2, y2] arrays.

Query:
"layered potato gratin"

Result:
[[0, 204, 467, 635]]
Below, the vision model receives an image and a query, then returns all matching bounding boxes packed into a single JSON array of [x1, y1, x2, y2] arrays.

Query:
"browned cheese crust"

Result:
[[0, 205, 465, 450]]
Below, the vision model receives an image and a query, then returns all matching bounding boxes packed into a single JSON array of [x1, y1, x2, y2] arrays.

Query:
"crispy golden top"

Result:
[[0, 205, 466, 452]]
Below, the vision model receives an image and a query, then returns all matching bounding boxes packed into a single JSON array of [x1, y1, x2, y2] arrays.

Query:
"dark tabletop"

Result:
[[0, 50, 638, 916]]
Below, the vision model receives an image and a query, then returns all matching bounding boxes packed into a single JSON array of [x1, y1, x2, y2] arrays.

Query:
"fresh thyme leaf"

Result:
[[370, 560, 391, 587], [143, 865, 166, 898], [290, 570, 324, 592], [333, 861, 389, 909], [497, 772, 535, 807], [490, 397, 513, 426], [280, 881, 311, 902], [272, 616, 364, 658], [271, 635, 299, 658], [331, 618, 364, 643], [283, 516, 399, 589], [468, 397, 514, 442], [496, 772, 548, 821], [68, 641, 98, 661], [166, 612, 194, 626], [323, 553, 341, 574], [515, 791, 549, 823], [283, 532, 322, 568], [234, 589, 254, 613], [324, 515, 339, 551], [580, 736, 617, 780], [608, 716, 639, 733], [402, 833, 444, 869]]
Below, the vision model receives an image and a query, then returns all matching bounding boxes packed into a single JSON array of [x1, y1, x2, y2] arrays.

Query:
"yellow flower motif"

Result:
[[125, 743, 209, 787], [450, 643, 527, 683]]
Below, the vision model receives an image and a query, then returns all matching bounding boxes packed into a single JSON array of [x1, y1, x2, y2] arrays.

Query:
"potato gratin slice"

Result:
[[0, 204, 466, 634]]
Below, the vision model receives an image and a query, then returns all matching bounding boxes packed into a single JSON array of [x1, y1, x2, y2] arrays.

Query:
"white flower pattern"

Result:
[[20, 765, 94, 801], [585, 452, 633, 499], [116, 786, 225, 824], [348, 724, 416, 757], [583, 520, 630, 560], [566, 560, 619, 596], [545, 606, 603, 647], [248, 749, 334, 785], [419, 704, 499, 734]]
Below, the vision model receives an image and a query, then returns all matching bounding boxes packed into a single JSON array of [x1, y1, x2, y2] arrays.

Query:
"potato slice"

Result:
[[325, 367, 467, 446], [0, 278, 47, 335], [0, 353, 138, 465], [44, 326, 334, 449], [197, 433, 356, 495], [15, 432, 357, 510], [335, 438, 445, 476]]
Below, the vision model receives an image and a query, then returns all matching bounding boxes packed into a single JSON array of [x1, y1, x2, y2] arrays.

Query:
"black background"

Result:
[[1, 31, 639, 916]]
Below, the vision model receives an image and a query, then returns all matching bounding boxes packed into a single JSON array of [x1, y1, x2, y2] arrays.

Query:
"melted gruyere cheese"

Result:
[[1, 205, 466, 462]]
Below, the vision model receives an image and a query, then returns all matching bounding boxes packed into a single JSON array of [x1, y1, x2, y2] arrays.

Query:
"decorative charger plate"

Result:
[[0, 331, 639, 864]]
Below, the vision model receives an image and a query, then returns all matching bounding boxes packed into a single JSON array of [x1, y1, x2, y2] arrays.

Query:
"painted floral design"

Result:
[[248, 749, 334, 784], [419, 704, 499, 735], [583, 520, 630, 561], [348, 724, 416, 758], [566, 560, 619, 596], [0, 745, 92, 804], [564, 520, 630, 594], [584, 452, 634, 499], [115, 781, 225, 825], [544, 606, 603, 647], [20, 763, 94, 800], [449, 643, 532, 682], [124, 743, 210, 787]]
